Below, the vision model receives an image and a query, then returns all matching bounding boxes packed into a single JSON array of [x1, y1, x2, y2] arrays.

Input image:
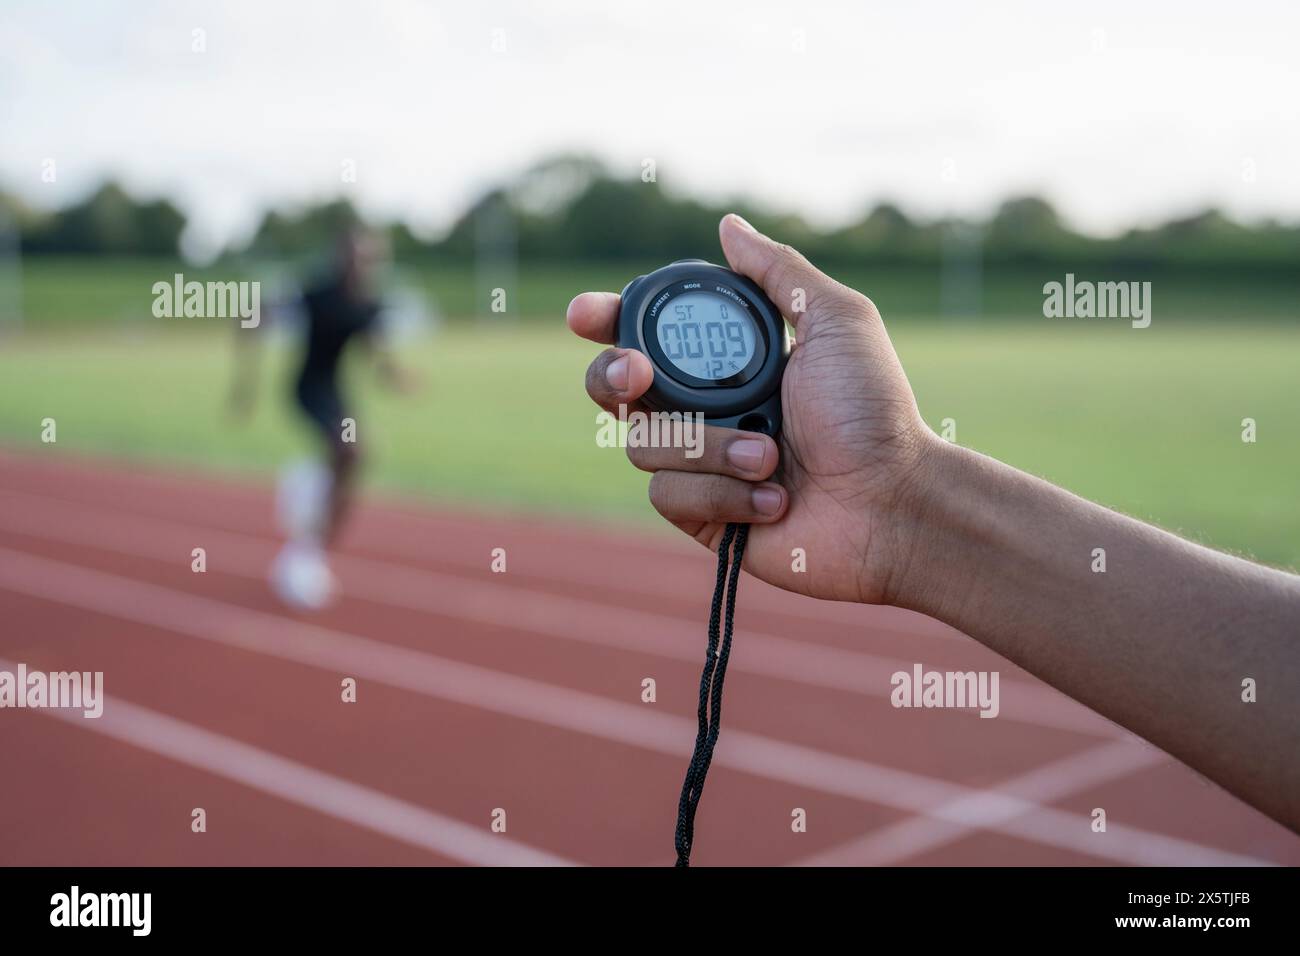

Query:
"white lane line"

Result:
[[0, 547, 1271, 867], [794, 739, 1169, 866], [0, 655, 574, 867], [0, 493, 1115, 737]]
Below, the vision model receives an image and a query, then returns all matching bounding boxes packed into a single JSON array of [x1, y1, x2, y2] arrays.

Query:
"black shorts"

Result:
[[294, 377, 348, 446]]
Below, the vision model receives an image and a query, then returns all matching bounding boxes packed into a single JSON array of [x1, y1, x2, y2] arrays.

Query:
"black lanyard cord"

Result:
[[674, 521, 750, 867]]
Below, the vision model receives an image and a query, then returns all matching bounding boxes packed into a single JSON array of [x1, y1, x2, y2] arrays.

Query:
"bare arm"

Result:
[[893, 437, 1300, 831], [568, 213, 1300, 833]]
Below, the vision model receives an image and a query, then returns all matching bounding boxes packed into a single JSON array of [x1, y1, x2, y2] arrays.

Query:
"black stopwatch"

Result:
[[617, 259, 790, 436]]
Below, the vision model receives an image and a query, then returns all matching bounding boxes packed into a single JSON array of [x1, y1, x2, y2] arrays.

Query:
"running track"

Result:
[[1, 449, 1296, 866]]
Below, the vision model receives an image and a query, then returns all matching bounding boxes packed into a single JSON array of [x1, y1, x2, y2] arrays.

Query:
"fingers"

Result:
[[571, 294, 652, 413], [584, 347, 655, 413], [566, 291, 621, 345], [718, 213, 872, 332], [571, 282, 789, 529], [626, 424, 779, 481], [648, 471, 788, 525]]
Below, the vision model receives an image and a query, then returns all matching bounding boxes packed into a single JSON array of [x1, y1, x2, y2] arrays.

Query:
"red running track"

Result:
[[0, 449, 1296, 866]]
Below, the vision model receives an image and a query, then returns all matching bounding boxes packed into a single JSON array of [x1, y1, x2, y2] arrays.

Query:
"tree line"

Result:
[[3, 155, 1297, 273]]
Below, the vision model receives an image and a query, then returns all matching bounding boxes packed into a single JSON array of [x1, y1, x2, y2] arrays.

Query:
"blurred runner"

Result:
[[228, 225, 418, 609]]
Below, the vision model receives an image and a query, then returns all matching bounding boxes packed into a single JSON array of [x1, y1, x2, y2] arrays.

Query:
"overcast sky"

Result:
[[3, 0, 1298, 258]]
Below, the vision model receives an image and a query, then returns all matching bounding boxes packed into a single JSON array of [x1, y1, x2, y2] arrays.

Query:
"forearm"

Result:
[[891, 436, 1300, 831]]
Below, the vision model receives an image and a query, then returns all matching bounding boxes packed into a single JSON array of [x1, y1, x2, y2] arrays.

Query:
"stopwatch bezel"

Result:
[[620, 260, 788, 423]]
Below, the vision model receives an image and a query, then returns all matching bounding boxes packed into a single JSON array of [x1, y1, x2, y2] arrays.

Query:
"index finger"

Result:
[[566, 291, 621, 345]]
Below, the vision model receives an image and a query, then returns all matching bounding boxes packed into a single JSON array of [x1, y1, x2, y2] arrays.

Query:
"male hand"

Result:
[[567, 214, 937, 603]]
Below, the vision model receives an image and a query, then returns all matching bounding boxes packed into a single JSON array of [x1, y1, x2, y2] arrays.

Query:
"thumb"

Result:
[[718, 214, 866, 333]]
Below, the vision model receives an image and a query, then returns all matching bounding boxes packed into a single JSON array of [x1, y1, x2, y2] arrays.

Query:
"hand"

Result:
[[567, 214, 939, 604]]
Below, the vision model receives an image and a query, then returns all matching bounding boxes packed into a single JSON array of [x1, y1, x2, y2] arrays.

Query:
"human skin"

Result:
[[567, 214, 1300, 834]]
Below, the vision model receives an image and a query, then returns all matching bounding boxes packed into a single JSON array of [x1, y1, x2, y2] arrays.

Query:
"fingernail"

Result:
[[605, 355, 629, 391], [729, 214, 755, 232], [727, 438, 766, 474], [752, 486, 783, 515]]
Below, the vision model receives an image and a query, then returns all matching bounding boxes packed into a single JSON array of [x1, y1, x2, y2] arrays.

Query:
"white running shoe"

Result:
[[270, 540, 337, 611]]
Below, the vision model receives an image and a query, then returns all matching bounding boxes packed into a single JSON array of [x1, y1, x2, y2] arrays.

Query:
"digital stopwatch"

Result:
[[618, 260, 790, 436]]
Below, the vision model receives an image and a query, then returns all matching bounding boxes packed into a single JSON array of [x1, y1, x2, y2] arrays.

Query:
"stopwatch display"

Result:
[[617, 259, 790, 435], [654, 291, 758, 382]]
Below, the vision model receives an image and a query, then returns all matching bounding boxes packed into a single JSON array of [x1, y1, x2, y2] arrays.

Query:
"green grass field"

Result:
[[10, 256, 1298, 328], [1, 308, 1296, 568]]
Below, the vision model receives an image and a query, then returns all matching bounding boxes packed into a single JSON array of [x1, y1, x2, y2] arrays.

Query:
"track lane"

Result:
[[0, 577, 913, 867], [0, 450, 955, 647], [0, 485, 1115, 737], [0, 654, 573, 867], [0, 707, 466, 866], [0, 523, 1106, 783], [1, 542, 1286, 865], [2, 450, 1296, 865]]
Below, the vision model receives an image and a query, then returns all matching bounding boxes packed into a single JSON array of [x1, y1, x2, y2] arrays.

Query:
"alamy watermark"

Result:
[[890, 663, 1000, 718], [1043, 273, 1151, 328], [50, 886, 150, 936], [596, 404, 704, 458], [0, 663, 103, 718], [152, 273, 261, 328]]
